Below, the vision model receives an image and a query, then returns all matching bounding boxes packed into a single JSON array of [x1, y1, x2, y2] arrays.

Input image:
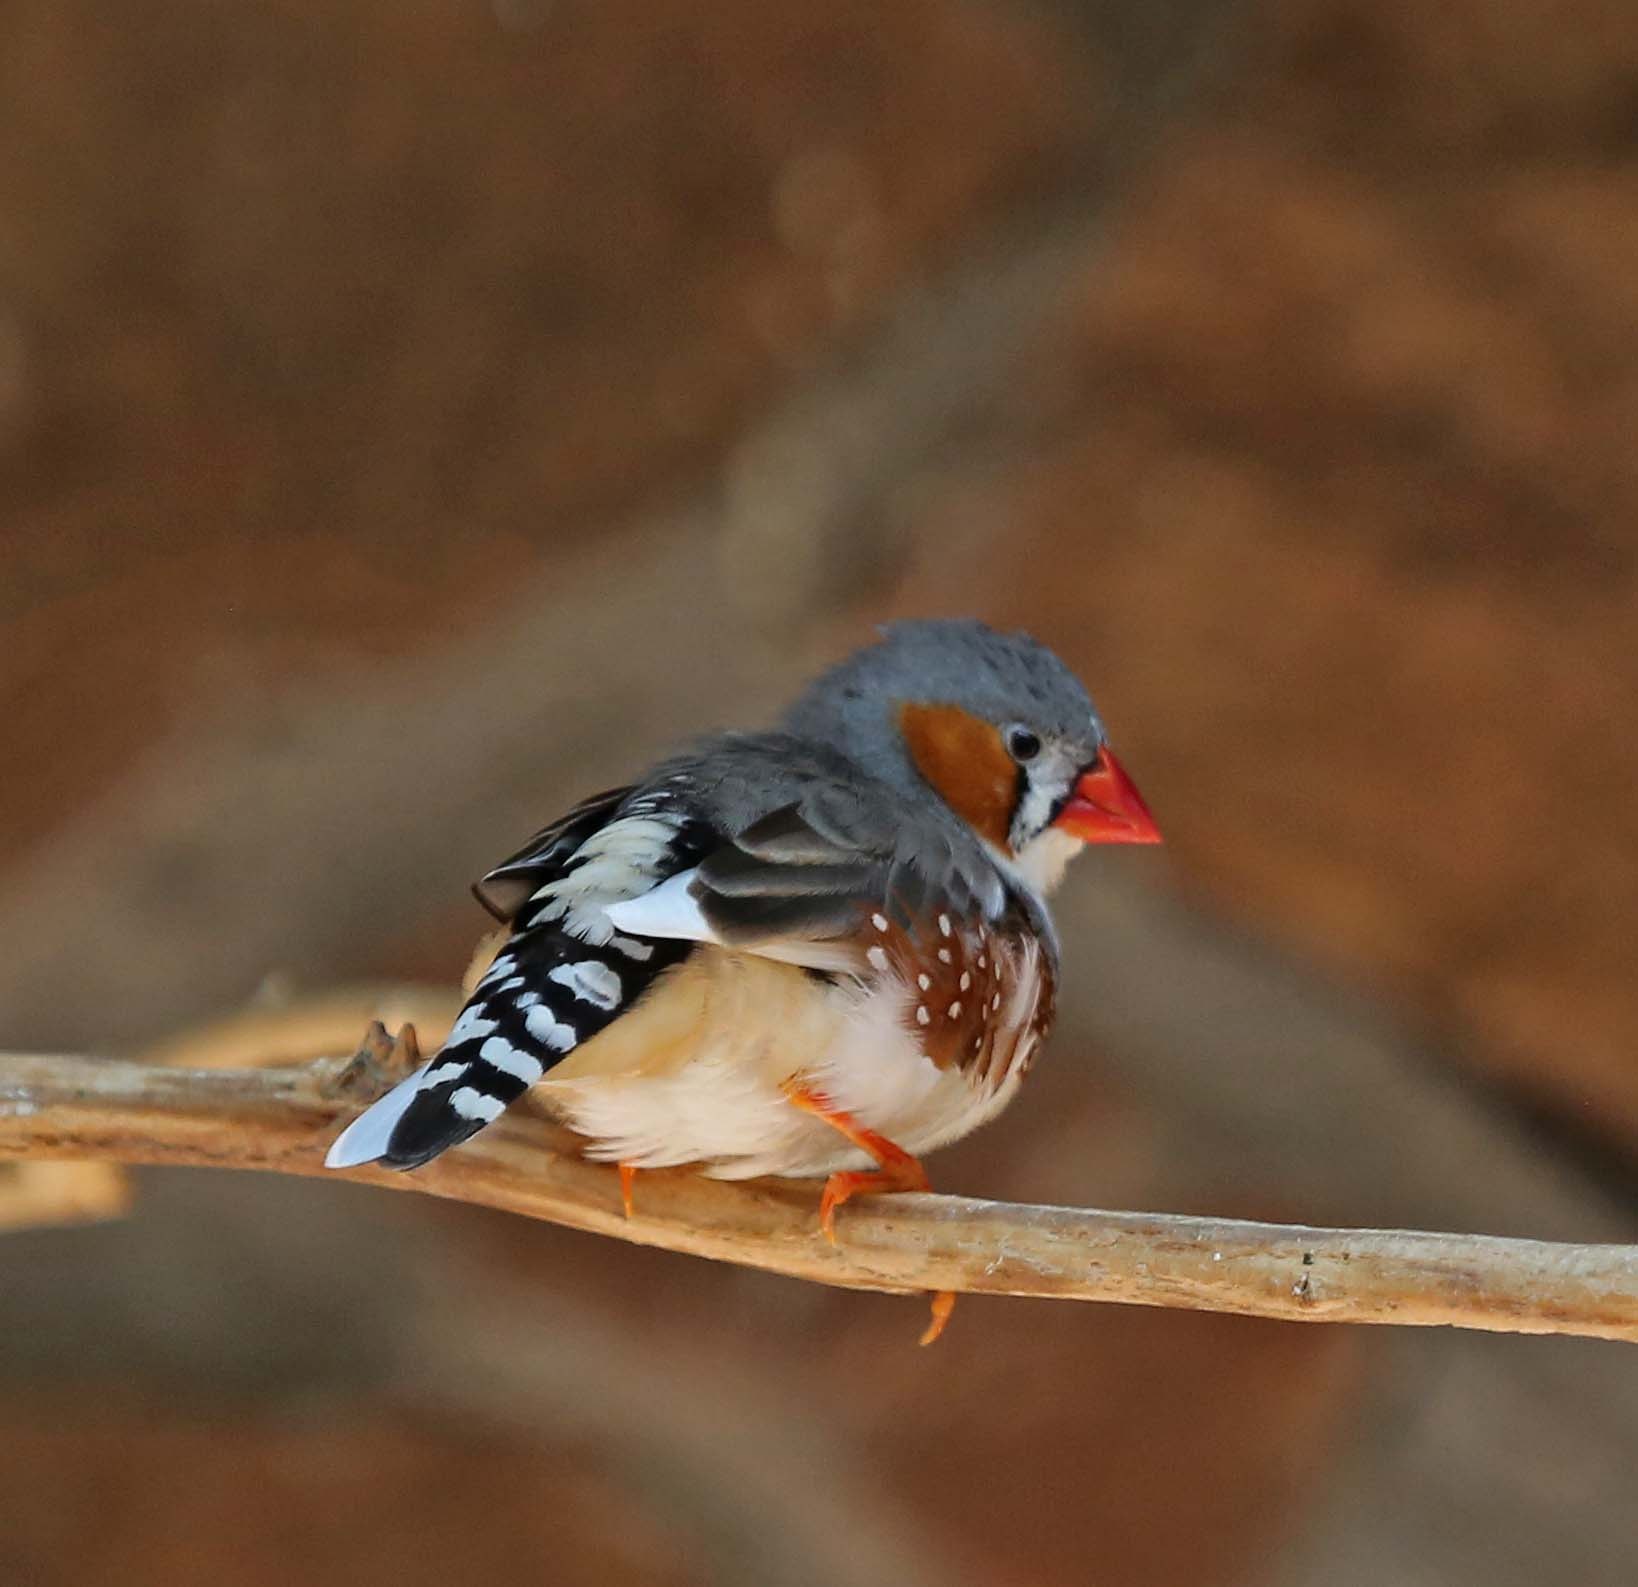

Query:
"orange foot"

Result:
[[784, 1083, 956, 1346], [618, 1160, 639, 1221]]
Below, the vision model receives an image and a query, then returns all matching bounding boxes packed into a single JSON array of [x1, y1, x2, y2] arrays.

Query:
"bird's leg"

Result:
[[920, 1289, 956, 1348], [785, 1086, 929, 1240], [783, 1082, 955, 1345], [618, 1160, 639, 1221]]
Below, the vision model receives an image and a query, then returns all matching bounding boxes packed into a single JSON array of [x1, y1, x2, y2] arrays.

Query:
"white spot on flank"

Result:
[[866, 946, 889, 972], [977, 954, 987, 969], [938, 914, 951, 937], [872, 913, 889, 933], [515, 991, 541, 1008], [916, 1006, 931, 1026], [991, 992, 1002, 1010], [524, 1004, 579, 1053], [959, 972, 971, 991], [948, 1001, 962, 1018], [450, 1086, 505, 1123], [478, 1035, 544, 1085], [549, 959, 623, 1011], [916, 973, 931, 990]]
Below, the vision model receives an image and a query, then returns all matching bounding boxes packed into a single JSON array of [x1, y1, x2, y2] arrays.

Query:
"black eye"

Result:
[[1005, 725, 1041, 763]]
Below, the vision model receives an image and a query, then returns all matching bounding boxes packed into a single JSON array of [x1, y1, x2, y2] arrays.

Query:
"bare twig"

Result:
[[2, 1049, 1633, 1342]]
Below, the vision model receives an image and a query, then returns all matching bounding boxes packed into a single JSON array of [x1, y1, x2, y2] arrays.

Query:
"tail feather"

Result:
[[325, 923, 688, 1171], [323, 1050, 531, 1170]]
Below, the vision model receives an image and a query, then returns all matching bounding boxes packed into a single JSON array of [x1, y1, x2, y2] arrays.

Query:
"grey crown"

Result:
[[636, 620, 1099, 949]]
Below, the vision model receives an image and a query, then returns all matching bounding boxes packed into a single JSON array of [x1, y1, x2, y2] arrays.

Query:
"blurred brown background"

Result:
[[2, 1, 1636, 1583]]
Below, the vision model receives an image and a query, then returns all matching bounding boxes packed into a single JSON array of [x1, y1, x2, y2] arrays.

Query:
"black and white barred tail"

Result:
[[326, 781, 705, 1171], [325, 922, 687, 1170]]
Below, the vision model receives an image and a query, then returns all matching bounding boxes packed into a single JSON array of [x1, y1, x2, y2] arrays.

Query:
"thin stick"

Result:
[[3, 1050, 1634, 1342]]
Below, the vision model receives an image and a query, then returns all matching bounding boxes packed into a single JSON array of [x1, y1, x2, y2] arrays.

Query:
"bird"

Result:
[[325, 619, 1160, 1341]]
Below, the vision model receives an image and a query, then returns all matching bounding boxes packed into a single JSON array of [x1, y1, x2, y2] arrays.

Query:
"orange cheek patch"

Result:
[[898, 702, 1017, 851]]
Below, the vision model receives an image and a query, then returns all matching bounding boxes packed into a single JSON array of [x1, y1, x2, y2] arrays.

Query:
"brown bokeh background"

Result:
[[2, 2, 1635, 1584]]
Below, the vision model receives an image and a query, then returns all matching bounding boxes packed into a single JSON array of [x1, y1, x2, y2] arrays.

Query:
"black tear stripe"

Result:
[[380, 923, 693, 1169]]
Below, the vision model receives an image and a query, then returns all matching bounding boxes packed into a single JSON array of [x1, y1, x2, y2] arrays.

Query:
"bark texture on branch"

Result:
[[3, 1050, 1634, 1342]]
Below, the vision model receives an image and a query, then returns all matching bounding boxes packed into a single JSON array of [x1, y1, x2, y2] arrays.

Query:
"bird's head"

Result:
[[781, 619, 1159, 894]]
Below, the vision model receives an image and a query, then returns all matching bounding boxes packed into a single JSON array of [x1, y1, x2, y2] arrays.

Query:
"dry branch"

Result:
[[2, 1049, 1634, 1342]]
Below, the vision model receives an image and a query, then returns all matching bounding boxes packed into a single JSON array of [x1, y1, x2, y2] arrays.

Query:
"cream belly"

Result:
[[533, 948, 1026, 1178]]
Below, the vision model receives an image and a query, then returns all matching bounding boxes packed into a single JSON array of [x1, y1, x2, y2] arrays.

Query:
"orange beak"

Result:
[[1053, 748, 1162, 845]]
